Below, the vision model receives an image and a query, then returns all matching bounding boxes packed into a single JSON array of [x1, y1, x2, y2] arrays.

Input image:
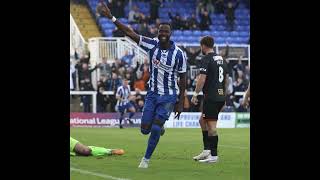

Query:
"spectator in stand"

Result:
[[128, 5, 141, 24], [186, 78, 194, 91], [124, 73, 134, 90], [233, 56, 245, 77], [99, 57, 112, 78], [106, 72, 122, 91], [138, 22, 151, 37], [244, 64, 250, 82], [225, 0, 240, 31], [150, 0, 161, 22], [136, 99, 145, 112], [106, 72, 122, 112], [98, 74, 108, 89], [120, 50, 135, 67], [149, 26, 157, 38], [111, 0, 125, 18], [155, 18, 161, 29], [181, 46, 202, 66], [97, 86, 109, 112], [70, 60, 76, 91], [205, 0, 215, 14], [76, 62, 99, 87], [168, 12, 186, 30], [96, 1, 108, 18], [233, 76, 246, 96], [138, 13, 150, 24], [186, 13, 199, 30], [80, 78, 95, 112], [196, 1, 205, 18], [199, 10, 212, 30], [237, 98, 248, 112], [214, 0, 225, 14]]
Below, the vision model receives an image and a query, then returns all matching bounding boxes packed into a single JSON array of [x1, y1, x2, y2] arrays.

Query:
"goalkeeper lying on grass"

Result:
[[70, 137, 125, 156]]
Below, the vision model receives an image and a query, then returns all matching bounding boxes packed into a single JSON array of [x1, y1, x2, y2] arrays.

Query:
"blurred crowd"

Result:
[[70, 44, 250, 113], [94, 0, 250, 37]]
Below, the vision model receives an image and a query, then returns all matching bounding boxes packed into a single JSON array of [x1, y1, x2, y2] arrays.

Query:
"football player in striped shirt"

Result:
[[100, 3, 187, 168], [116, 79, 136, 129]]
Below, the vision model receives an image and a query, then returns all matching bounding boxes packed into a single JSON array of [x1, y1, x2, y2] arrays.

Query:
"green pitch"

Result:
[[70, 128, 250, 180]]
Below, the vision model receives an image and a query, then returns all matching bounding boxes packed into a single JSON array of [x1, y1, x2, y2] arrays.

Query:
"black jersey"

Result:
[[199, 52, 228, 102]]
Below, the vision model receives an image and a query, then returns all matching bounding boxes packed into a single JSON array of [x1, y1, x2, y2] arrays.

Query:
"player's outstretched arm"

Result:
[[191, 74, 206, 105], [101, 2, 140, 44]]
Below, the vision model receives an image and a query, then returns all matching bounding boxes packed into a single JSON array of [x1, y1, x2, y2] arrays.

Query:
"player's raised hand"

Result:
[[100, 1, 113, 19]]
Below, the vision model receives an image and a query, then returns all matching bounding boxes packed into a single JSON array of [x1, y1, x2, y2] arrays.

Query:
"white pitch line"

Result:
[[70, 167, 131, 180], [219, 144, 249, 150]]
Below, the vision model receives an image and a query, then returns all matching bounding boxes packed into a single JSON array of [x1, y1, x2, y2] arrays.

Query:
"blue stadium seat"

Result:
[[217, 14, 225, 20], [241, 20, 250, 26], [201, 30, 211, 36], [244, 25, 250, 31], [174, 30, 183, 36], [177, 36, 185, 42], [104, 29, 113, 37], [192, 30, 201, 36], [119, 18, 128, 23], [239, 31, 249, 37], [225, 37, 233, 43], [99, 18, 108, 25], [230, 31, 239, 37], [216, 20, 224, 25], [217, 25, 225, 31], [220, 31, 230, 37], [215, 37, 225, 44], [183, 30, 192, 36], [171, 36, 178, 42], [234, 37, 242, 44], [211, 31, 220, 37], [239, 37, 248, 44], [237, 25, 245, 31]]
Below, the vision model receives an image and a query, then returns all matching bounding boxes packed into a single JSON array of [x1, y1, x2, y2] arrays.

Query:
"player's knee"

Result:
[[141, 128, 150, 135], [151, 124, 161, 134], [140, 124, 151, 135], [208, 128, 217, 136]]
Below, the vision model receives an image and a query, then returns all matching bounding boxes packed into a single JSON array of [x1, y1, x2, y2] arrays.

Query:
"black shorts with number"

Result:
[[202, 99, 225, 120]]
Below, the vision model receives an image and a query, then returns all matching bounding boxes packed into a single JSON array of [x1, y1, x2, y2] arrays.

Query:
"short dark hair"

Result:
[[200, 36, 214, 48], [159, 22, 172, 29]]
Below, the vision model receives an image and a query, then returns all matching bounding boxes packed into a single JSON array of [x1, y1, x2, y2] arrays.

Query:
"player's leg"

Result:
[[71, 137, 125, 157], [193, 100, 211, 160], [140, 92, 156, 135], [70, 137, 91, 156], [199, 102, 225, 163], [127, 103, 136, 124], [118, 106, 125, 129], [88, 146, 125, 156], [139, 94, 176, 168], [138, 92, 157, 168]]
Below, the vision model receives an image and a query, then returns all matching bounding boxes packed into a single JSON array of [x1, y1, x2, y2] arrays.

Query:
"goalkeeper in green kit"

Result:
[[70, 137, 125, 156]]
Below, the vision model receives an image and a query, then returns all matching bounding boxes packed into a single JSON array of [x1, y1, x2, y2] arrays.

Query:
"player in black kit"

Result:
[[191, 36, 229, 163]]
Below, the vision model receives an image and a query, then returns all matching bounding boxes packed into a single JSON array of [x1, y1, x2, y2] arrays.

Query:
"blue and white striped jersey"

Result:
[[139, 36, 187, 95], [116, 85, 131, 107]]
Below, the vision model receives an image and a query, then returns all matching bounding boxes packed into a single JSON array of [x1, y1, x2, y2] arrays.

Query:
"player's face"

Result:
[[123, 80, 128, 86], [158, 25, 171, 44]]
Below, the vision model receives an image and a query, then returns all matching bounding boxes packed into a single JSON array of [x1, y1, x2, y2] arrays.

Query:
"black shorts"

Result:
[[202, 99, 225, 120]]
